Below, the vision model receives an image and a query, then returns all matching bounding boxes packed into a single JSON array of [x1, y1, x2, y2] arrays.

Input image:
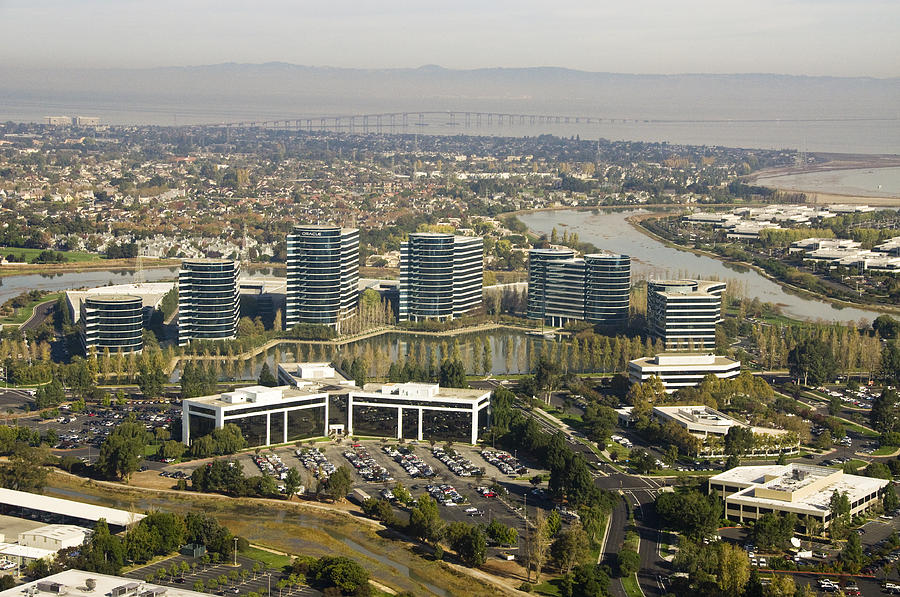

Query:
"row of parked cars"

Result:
[[344, 444, 393, 483], [426, 483, 465, 506], [382, 446, 435, 478], [432, 447, 481, 477], [481, 450, 527, 477], [297, 447, 335, 479], [253, 452, 290, 481], [818, 579, 860, 595]]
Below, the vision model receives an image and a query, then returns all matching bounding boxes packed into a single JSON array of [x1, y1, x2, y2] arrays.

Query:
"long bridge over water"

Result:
[[208, 111, 891, 135]]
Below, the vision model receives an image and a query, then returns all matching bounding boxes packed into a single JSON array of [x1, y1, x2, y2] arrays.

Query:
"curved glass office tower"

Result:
[[285, 225, 359, 330], [178, 259, 240, 345], [527, 249, 630, 326], [81, 295, 144, 354], [399, 233, 483, 322], [584, 253, 631, 324], [648, 279, 725, 351]]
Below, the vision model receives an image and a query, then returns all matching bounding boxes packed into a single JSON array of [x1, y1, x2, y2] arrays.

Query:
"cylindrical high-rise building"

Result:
[[399, 233, 483, 322], [648, 279, 725, 351], [527, 248, 576, 321], [81, 295, 144, 353], [285, 225, 359, 330], [178, 259, 240, 345], [584, 253, 631, 325]]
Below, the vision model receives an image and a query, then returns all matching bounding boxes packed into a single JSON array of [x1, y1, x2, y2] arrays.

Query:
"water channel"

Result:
[[517, 208, 885, 324]]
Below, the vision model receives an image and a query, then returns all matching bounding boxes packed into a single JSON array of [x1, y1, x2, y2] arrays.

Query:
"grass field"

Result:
[[0, 291, 63, 325], [0, 246, 99, 263], [239, 546, 293, 570], [871, 446, 899, 456], [622, 573, 643, 597]]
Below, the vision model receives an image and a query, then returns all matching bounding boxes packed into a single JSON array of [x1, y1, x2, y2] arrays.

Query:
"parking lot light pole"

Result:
[[267, 572, 271, 597], [233, 537, 238, 566]]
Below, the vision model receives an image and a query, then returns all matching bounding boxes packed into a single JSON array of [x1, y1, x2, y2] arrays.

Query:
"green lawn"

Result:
[[871, 446, 899, 456], [622, 573, 643, 597], [828, 458, 868, 471], [239, 546, 293, 570], [0, 291, 63, 325], [534, 578, 565, 596], [0, 246, 99, 263], [840, 420, 879, 438]]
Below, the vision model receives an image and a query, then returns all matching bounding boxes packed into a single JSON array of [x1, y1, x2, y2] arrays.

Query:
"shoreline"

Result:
[[751, 157, 900, 205], [624, 212, 900, 318]]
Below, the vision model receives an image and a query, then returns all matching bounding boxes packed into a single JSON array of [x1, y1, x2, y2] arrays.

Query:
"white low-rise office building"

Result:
[[709, 464, 889, 528], [627, 353, 740, 392], [348, 382, 491, 444], [182, 385, 330, 448]]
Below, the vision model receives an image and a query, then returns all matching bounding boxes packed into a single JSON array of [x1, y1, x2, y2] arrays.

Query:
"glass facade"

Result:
[[81, 295, 144, 354], [422, 410, 473, 443], [178, 259, 240, 345], [285, 225, 359, 329], [584, 254, 631, 325], [228, 414, 267, 446], [189, 414, 216, 441], [352, 405, 399, 437], [527, 249, 576, 320], [287, 407, 325, 442], [477, 405, 491, 438], [328, 395, 347, 427], [270, 411, 285, 445], [399, 233, 483, 322], [648, 280, 724, 350], [401, 408, 419, 440]]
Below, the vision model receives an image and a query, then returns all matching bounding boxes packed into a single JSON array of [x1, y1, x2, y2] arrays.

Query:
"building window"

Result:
[[287, 407, 325, 442], [401, 408, 419, 440], [231, 414, 267, 447], [352, 405, 398, 437], [270, 412, 285, 444], [189, 414, 215, 442], [422, 409, 472, 443]]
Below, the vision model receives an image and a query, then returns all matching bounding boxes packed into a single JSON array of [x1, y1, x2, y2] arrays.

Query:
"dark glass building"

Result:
[[399, 233, 483, 322], [527, 250, 631, 326], [80, 295, 144, 354], [285, 225, 359, 330], [178, 259, 240, 345], [647, 279, 725, 351]]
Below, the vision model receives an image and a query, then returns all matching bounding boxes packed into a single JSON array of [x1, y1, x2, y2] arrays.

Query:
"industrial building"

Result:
[[627, 353, 740, 392], [348, 382, 491, 444], [0, 570, 211, 597], [285, 225, 359, 330], [647, 279, 725, 351], [0, 488, 144, 533], [178, 259, 240, 345], [526, 249, 631, 326], [709, 464, 889, 528], [399, 233, 483, 322]]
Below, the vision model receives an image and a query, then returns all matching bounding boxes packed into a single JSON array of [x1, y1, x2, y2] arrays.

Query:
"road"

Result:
[[20, 300, 55, 331]]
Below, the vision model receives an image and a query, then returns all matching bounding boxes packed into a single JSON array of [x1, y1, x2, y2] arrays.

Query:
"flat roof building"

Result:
[[19, 524, 90, 551], [627, 353, 740, 392], [66, 282, 175, 324], [709, 464, 889, 528], [79, 295, 144, 354], [527, 250, 630, 326], [285, 225, 359, 331], [349, 382, 491, 444], [0, 570, 213, 597], [182, 385, 331, 448], [399, 233, 483, 322], [648, 279, 724, 351], [178, 259, 240, 345], [0, 488, 143, 532]]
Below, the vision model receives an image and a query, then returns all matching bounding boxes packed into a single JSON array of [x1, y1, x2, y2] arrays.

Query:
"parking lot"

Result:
[[124, 553, 320, 597], [162, 438, 560, 557]]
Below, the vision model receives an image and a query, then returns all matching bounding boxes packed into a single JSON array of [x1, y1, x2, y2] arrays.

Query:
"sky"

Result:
[[1, 0, 898, 77]]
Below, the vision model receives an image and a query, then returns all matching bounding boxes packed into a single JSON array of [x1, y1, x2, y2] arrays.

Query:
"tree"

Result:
[[438, 359, 466, 388], [0, 444, 50, 492], [885, 487, 900, 513], [616, 549, 640, 576], [725, 425, 754, 457], [408, 495, 444, 544], [830, 489, 851, 518], [788, 338, 837, 386], [841, 531, 864, 572], [258, 363, 277, 387], [655, 490, 720, 541], [764, 573, 796, 597], [137, 362, 166, 398], [310, 556, 369, 594], [96, 415, 150, 480], [486, 519, 519, 547], [284, 467, 302, 496], [446, 522, 486, 567], [753, 512, 797, 551], [874, 315, 900, 339], [551, 524, 590, 574], [322, 465, 353, 501], [717, 542, 750, 597], [522, 509, 551, 583], [871, 389, 900, 433]]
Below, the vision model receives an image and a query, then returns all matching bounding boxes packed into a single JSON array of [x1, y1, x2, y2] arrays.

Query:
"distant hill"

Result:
[[2, 63, 898, 122]]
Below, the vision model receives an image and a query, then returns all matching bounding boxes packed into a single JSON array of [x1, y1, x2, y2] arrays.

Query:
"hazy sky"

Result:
[[2, 0, 898, 76]]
